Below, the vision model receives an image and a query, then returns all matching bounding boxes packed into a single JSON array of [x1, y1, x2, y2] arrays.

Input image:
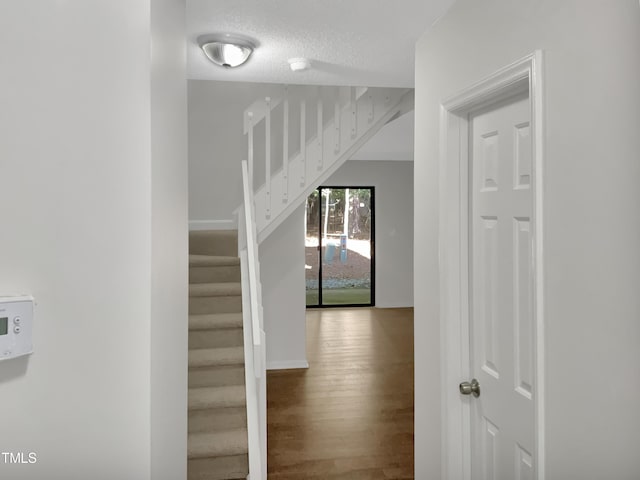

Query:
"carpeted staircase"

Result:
[[188, 230, 249, 480]]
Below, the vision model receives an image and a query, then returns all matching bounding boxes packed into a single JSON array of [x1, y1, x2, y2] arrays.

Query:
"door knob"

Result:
[[459, 378, 480, 397]]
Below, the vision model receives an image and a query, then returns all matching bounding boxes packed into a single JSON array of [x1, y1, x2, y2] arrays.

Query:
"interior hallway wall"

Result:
[[413, 1, 640, 477], [1, 1, 148, 478], [188, 80, 285, 225], [260, 205, 308, 369], [0, 1, 189, 479], [324, 159, 414, 308], [150, 0, 188, 478]]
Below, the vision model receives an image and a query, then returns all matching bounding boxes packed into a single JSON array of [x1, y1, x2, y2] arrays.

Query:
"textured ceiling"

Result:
[[187, 0, 455, 87]]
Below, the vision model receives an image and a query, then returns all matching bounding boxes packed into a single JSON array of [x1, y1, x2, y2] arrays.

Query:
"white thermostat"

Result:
[[0, 295, 34, 361]]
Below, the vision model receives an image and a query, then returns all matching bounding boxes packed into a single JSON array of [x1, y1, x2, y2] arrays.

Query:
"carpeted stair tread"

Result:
[[189, 406, 247, 434], [190, 230, 238, 258], [188, 365, 245, 389], [190, 282, 242, 298], [189, 313, 243, 331], [188, 454, 248, 480], [189, 347, 244, 368], [189, 254, 240, 268], [189, 385, 246, 410], [188, 429, 248, 459]]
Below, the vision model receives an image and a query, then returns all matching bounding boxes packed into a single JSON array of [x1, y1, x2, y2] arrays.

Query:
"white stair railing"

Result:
[[244, 85, 413, 243], [238, 160, 267, 480]]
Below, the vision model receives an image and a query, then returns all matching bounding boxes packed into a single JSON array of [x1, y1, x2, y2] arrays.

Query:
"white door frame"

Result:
[[439, 51, 545, 480]]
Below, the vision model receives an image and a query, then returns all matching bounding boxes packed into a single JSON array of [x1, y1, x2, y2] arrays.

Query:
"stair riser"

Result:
[[189, 266, 241, 284], [189, 296, 242, 315], [189, 328, 243, 349], [189, 365, 245, 389], [188, 454, 248, 480], [189, 313, 243, 331], [189, 407, 247, 434], [189, 230, 238, 257]]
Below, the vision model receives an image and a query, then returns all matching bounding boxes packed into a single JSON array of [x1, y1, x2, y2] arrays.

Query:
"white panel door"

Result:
[[469, 92, 535, 480]]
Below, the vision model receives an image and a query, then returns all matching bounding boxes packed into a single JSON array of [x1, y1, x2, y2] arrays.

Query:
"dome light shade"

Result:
[[199, 34, 255, 68]]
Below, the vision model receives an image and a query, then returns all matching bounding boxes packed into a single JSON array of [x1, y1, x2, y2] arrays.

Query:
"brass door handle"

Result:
[[459, 378, 480, 397]]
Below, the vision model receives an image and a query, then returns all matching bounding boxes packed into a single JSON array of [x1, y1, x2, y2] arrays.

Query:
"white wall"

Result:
[[414, 1, 640, 478], [325, 160, 414, 308], [0, 1, 187, 479], [350, 112, 414, 161], [260, 205, 308, 369], [188, 80, 285, 224], [150, 0, 188, 478]]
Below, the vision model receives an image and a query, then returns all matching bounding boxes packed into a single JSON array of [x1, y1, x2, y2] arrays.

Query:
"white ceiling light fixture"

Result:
[[198, 34, 256, 68], [288, 57, 311, 72]]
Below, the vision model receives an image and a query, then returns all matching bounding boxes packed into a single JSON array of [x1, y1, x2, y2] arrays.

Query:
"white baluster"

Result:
[[368, 92, 374, 123], [350, 87, 357, 139], [334, 91, 341, 153], [265, 97, 271, 219], [282, 87, 289, 203], [317, 87, 323, 171], [300, 98, 306, 186], [247, 111, 254, 188]]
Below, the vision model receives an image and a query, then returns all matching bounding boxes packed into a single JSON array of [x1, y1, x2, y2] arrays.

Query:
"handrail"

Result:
[[241, 160, 262, 351], [239, 158, 267, 480]]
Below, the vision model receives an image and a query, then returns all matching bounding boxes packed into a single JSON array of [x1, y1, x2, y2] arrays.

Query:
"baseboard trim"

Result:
[[376, 302, 415, 309], [189, 219, 236, 231], [267, 360, 310, 370]]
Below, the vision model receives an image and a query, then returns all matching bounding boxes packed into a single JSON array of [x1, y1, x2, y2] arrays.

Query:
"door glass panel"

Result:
[[305, 191, 320, 306], [306, 187, 374, 307]]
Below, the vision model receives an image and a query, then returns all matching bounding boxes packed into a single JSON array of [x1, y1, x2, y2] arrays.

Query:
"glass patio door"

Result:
[[305, 187, 374, 307]]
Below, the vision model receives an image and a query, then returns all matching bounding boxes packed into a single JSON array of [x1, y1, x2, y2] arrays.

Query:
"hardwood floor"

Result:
[[267, 307, 414, 479]]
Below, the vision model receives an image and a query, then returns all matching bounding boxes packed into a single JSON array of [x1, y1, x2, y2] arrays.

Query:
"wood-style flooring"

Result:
[[267, 307, 414, 479]]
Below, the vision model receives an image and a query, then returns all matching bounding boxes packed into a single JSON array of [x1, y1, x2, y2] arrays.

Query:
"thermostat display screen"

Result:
[[0, 317, 7, 336]]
